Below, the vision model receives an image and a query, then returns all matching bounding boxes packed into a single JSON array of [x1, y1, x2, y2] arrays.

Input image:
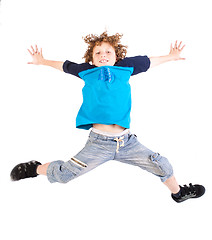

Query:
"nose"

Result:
[[100, 52, 106, 58]]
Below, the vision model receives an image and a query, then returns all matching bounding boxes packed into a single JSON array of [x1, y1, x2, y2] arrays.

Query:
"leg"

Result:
[[42, 133, 115, 183], [163, 175, 180, 194], [37, 163, 50, 175], [115, 134, 174, 184], [10, 132, 114, 183], [113, 133, 206, 202]]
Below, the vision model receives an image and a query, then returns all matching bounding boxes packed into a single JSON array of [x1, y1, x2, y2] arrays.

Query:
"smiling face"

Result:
[[92, 42, 117, 67]]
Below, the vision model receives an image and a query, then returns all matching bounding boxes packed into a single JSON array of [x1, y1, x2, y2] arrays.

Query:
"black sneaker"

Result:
[[10, 160, 42, 181], [171, 183, 205, 203]]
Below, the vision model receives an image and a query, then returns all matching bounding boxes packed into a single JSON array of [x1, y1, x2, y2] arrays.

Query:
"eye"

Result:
[[96, 52, 100, 55], [107, 51, 111, 54]]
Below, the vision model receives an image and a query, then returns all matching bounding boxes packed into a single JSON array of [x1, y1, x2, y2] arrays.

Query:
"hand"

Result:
[[27, 45, 44, 65], [169, 41, 186, 61]]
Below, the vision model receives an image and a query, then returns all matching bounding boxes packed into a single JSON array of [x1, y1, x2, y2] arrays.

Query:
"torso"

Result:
[[93, 124, 126, 133]]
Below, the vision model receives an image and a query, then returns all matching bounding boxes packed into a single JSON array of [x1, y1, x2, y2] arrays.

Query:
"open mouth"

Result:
[[99, 59, 109, 63]]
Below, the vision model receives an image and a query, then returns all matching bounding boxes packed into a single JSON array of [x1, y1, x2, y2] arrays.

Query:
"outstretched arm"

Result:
[[27, 45, 64, 71], [149, 41, 185, 68]]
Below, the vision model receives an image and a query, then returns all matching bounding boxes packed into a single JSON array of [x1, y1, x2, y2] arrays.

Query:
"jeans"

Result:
[[47, 130, 173, 183]]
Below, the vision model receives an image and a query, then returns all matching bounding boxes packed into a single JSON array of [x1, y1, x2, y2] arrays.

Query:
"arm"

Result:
[[149, 41, 185, 68], [27, 45, 64, 71]]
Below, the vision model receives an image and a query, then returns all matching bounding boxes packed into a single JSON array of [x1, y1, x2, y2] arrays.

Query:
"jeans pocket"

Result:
[[150, 153, 166, 175], [150, 153, 173, 177]]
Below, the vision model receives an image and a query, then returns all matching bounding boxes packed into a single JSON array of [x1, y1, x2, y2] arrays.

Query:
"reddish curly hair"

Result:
[[83, 31, 127, 63]]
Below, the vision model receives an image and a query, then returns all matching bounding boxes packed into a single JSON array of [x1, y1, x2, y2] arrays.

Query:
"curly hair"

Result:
[[83, 31, 127, 63]]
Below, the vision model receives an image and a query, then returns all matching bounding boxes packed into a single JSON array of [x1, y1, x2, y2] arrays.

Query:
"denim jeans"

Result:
[[47, 130, 173, 183]]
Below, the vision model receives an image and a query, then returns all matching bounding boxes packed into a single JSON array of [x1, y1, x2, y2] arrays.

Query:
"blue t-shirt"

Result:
[[63, 56, 150, 130]]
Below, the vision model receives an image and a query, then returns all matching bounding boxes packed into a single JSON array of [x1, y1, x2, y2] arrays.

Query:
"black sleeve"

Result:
[[63, 60, 96, 78], [115, 56, 150, 75]]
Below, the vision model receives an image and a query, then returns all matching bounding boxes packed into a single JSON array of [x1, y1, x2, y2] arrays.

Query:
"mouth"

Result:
[[99, 59, 109, 63]]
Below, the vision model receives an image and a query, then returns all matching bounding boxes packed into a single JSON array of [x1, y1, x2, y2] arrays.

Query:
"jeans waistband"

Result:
[[89, 128, 130, 141], [90, 129, 131, 153]]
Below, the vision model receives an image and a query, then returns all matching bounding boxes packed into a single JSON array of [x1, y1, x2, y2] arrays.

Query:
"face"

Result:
[[92, 42, 117, 67]]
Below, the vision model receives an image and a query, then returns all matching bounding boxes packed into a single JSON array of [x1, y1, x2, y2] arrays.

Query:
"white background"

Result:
[[0, 0, 211, 239]]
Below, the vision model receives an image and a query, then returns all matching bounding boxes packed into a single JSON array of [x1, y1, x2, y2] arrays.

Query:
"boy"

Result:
[[10, 32, 205, 203]]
